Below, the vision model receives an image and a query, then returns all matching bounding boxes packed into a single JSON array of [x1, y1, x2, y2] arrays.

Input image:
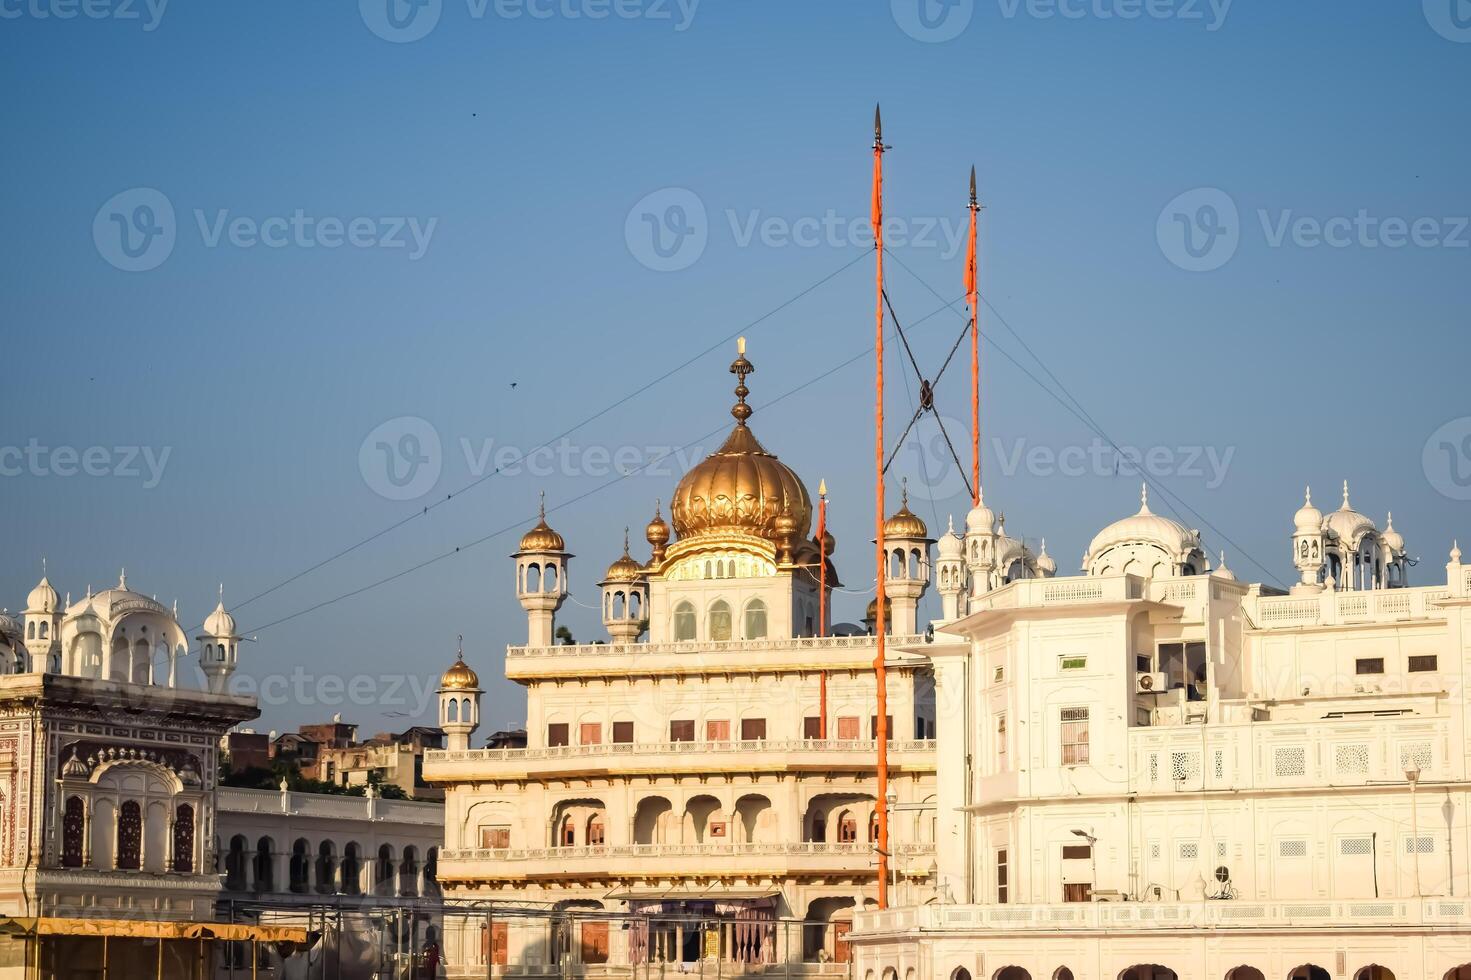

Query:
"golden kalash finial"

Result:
[[730, 337, 755, 424]]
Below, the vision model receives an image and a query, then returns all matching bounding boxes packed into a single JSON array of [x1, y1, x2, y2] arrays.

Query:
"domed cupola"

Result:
[[1293, 486, 1323, 532], [1382, 512, 1404, 554], [667, 339, 813, 557], [1323, 480, 1375, 546], [1212, 550, 1237, 582], [1084, 484, 1206, 579], [964, 487, 996, 535], [1034, 539, 1057, 577], [26, 574, 58, 615]]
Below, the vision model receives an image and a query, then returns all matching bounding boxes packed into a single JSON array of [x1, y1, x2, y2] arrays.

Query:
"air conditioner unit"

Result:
[[1136, 672, 1167, 694]]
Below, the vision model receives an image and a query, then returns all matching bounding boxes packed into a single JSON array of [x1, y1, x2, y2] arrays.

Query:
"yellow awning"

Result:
[[0, 917, 311, 943]]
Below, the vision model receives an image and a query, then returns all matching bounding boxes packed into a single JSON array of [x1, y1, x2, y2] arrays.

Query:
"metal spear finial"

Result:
[[969, 165, 977, 208]]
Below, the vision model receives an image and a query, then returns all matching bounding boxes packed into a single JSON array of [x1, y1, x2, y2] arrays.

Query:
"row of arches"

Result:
[[671, 598, 768, 642], [946, 965, 1420, 980], [222, 836, 437, 897], [60, 795, 194, 873]]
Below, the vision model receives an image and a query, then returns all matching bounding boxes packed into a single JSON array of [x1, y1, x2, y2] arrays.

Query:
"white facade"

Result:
[[424, 346, 941, 977], [851, 488, 1471, 980]]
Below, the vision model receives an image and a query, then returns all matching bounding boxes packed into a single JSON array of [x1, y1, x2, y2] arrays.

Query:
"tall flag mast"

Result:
[[966, 166, 982, 504], [818, 479, 829, 739], [871, 103, 891, 909]]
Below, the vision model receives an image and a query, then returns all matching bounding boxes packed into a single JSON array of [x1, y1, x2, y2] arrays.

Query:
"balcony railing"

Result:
[[854, 897, 1471, 934], [442, 841, 935, 863], [1249, 585, 1453, 630], [426, 739, 935, 766], [505, 634, 931, 659]]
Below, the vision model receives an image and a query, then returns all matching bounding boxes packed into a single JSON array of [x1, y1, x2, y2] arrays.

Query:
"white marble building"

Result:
[[850, 484, 1471, 980], [423, 345, 946, 977]]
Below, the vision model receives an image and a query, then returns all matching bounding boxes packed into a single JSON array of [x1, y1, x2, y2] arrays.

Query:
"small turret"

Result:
[[438, 637, 482, 752], [935, 516, 966, 622], [197, 585, 241, 695], [1291, 486, 1325, 594], [23, 563, 60, 672], [880, 480, 933, 635], [514, 493, 572, 647], [600, 529, 648, 643]]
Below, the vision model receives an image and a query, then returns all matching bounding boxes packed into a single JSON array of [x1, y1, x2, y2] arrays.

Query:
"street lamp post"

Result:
[[1072, 830, 1099, 902]]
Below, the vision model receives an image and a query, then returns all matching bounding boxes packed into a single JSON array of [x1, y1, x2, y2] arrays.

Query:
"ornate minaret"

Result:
[[23, 563, 61, 672], [881, 480, 933, 636], [515, 493, 571, 647], [935, 515, 966, 622], [197, 585, 241, 694], [600, 529, 648, 643], [965, 487, 998, 598], [438, 637, 482, 752], [1291, 486, 1325, 595]]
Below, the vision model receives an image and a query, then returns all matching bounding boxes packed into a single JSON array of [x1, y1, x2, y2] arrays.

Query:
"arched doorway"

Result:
[[1354, 968, 1395, 980], [1444, 967, 1471, 980], [1119, 968, 1177, 980], [1288, 968, 1331, 980], [995, 969, 1031, 980], [1054, 970, 1076, 980], [1226, 969, 1265, 980]]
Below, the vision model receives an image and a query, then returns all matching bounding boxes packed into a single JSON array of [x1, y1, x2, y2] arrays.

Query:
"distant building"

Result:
[[223, 729, 271, 772], [300, 722, 447, 801]]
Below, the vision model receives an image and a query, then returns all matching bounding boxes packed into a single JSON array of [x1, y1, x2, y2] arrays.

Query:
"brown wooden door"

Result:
[[481, 922, 508, 965], [580, 921, 609, 964], [833, 921, 852, 963]]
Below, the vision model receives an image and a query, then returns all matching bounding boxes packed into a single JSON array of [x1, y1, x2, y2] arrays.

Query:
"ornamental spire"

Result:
[[730, 337, 754, 424]]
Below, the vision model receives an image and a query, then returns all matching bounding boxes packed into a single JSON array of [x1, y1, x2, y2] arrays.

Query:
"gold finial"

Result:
[[538, 490, 547, 520], [456, 634, 464, 660], [819, 478, 827, 498], [730, 339, 755, 424], [901, 477, 909, 509], [622, 526, 631, 555]]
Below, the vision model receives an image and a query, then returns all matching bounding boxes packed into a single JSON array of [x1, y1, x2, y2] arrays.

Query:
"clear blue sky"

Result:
[[3, 1, 1468, 735]]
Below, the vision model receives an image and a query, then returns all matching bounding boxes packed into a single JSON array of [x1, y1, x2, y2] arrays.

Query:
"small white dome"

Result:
[[1293, 486, 1323, 533], [937, 516, 964, 560], [1086, 485, 1198, 560], [1035, 539, 1057, 576], [202, 599, 238, 638], [1382, 512, 1404, 553], [965, 487, 996, 535], [1212, 550, 1237, 582], [26, 575, 58, 614], [1323, 481, 1375, 543]]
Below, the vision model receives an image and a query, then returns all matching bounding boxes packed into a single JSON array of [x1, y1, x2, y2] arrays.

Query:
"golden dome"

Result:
[[645, 502, 670, 548], [602, 530, 645, 584], [883, 483, 930, 539], [864, 596, 892, 622], [669, 342, 812, 545], [517, 495, 566, 554], [440, 655, 480, 692]]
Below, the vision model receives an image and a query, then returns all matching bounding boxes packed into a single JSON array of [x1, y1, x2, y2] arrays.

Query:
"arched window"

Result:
[[116, 801, 142, 870], [289, 839, 310, 893], [868, 811, 879, 843], [39, 621, 47, 639], [399, 846, 420, 897], [709, 600, 732, 641], [672, 601, 696, 641], [341, 843, 362, 896], [172, 804, 195, 873], [254, 837, 274, 892], [743, 599, 768, 640], [316, 840, 337, 894], [837, 811, 857, 843], [62, 797, 84, 868], [225, 835, 248, 890], [375, 845, 395, 896], [26, 622, 35, 640], [423, 847, 439, 897]]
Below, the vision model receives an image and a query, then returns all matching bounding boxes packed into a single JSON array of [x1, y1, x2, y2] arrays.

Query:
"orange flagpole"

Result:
[[872, 103, 890, 910], [966, 165, 981, 504], [817, 481, 828, 739]]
